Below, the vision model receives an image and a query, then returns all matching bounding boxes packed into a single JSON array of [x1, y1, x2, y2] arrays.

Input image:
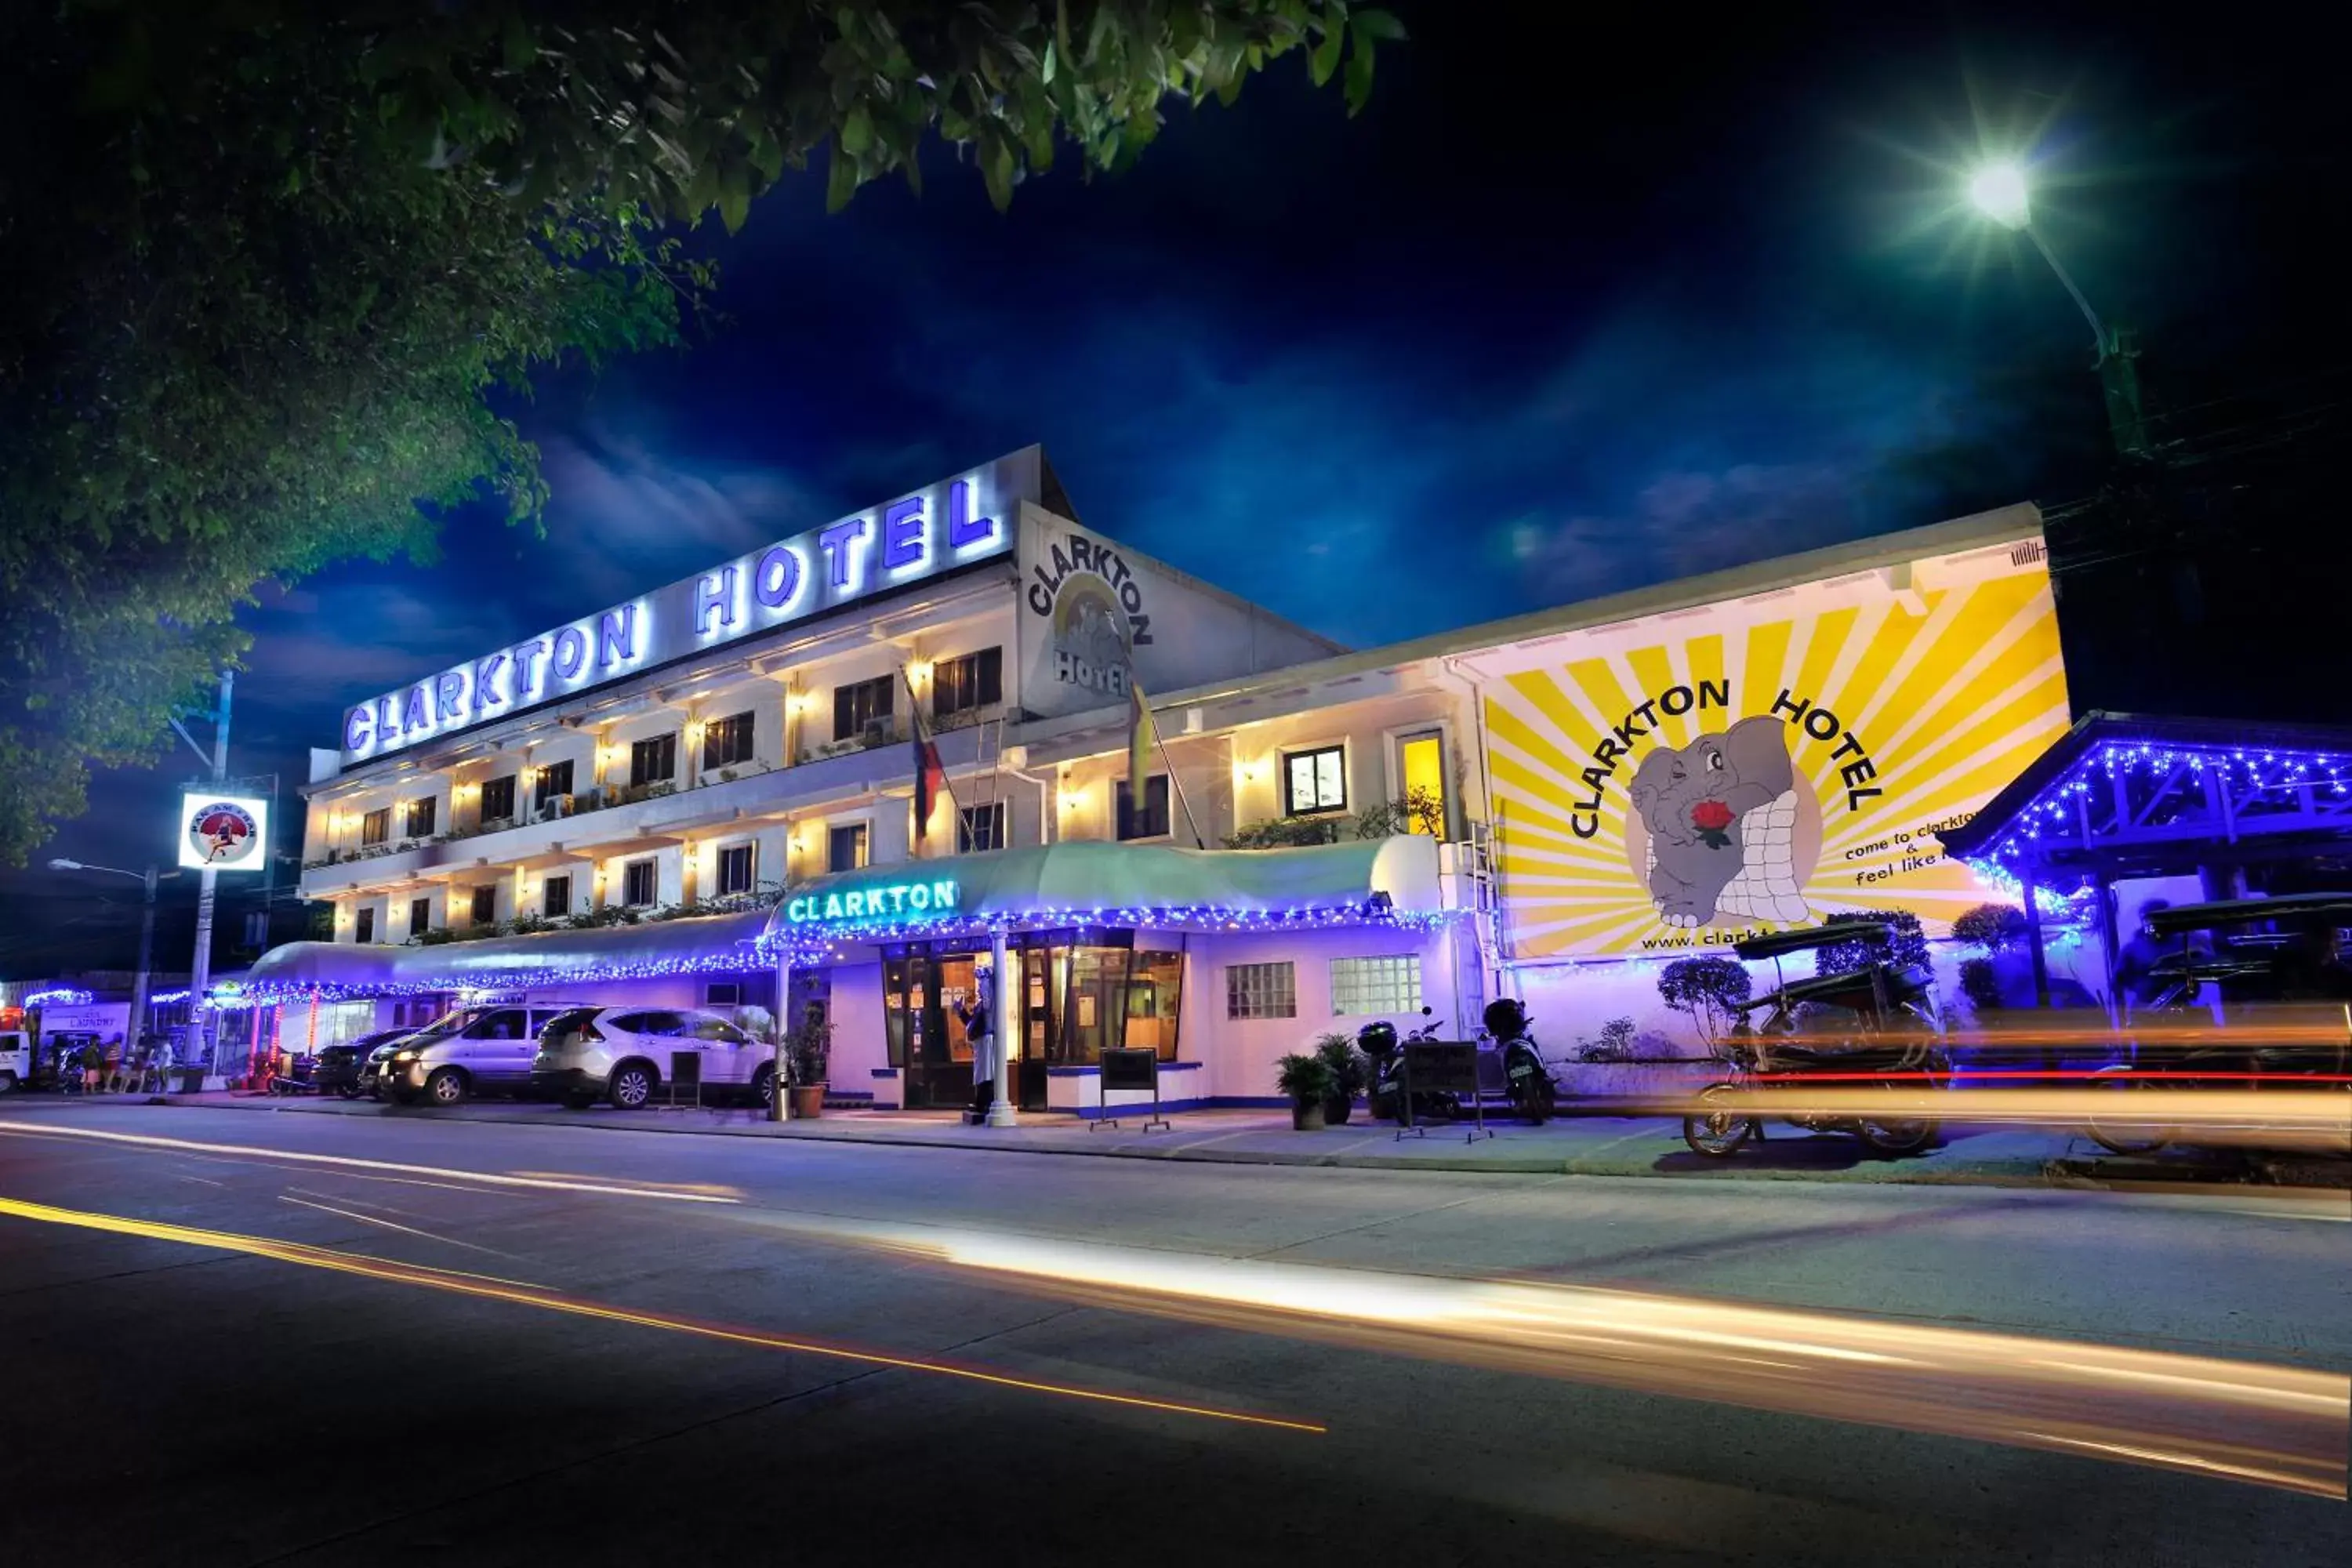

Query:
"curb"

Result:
[[111, 1093, 2127, 1188]]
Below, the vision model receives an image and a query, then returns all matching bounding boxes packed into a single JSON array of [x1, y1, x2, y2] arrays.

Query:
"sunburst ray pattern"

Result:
[[1484, 550, 2069, 957]]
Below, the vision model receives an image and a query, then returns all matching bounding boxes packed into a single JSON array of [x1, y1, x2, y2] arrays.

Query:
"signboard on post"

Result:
[[179, 790, 270, 872]]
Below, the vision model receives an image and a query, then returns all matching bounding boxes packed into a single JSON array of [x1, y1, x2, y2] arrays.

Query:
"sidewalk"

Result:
[[76, 1089, 2346, 1188]]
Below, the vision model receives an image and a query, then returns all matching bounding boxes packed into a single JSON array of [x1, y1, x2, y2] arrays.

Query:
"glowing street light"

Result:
[[1967, 162, 2031, 230], [1963, 158, 2149, 459]]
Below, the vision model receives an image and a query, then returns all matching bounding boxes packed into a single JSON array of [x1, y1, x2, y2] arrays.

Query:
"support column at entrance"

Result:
[[986, 924, 1018, 1127]]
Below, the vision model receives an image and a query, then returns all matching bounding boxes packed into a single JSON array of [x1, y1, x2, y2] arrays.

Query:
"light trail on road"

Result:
[[0, 1195, 1327, 1437], [0, 1122, 744, 1203], [712, 1207, 2349, 1499]]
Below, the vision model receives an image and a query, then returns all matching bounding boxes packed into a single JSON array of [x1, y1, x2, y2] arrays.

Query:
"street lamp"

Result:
[[1965, 159, 2151, 459], [48, 858, 178, 1067]]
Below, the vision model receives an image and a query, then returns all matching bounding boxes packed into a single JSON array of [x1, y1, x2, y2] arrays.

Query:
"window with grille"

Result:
[[958, 802, 1006, 852], [543, 876, 571, 919], [479, 775, 516, 824], [704, 711, 756, 769], [1330, 956, 1423, 1016], [1283, 745, 1347, 815], [828, 822, 869, 872], [470, 886, 497, 927], [833, 676, 895, 741], [534, 759, 575, 808], [354, 907, 376, 943], [623, 858, 659, 907], [403, 797, 437, 838], [1116, 775, 1171, 840], [361, 808, 390, 847], [630, 734, 677, 786], [932, 648, 1003, 719], [408, 896, 433, 937], [1225, 961, 1297, 1020], [717, 843, 755, 895]]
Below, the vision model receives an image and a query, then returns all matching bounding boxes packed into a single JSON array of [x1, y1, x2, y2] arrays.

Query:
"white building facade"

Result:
[[255, 446, 2073, 1110]]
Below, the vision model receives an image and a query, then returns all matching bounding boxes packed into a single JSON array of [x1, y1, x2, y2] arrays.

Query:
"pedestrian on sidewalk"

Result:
[[957, 969, 996, 1125], [83, 1039, 110, 1094]]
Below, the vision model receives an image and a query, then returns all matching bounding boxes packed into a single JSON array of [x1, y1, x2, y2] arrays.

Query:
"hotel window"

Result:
[[479, 774, 517, 824], [354, 907, 376, 944], [716, 843, 755, 896], [623, 858, 659, 907], [705, 981, 742, 1007], [1225, 961, 1297, 1020], [469, 886, 497, 927], [704, 710, 756, 769], [408, 896, 433, 938], [403, 797, 437, 839], [543, 876, 572, 919], [833, 675, 895, 742], [1330, 956, 1423, 1016], [360, 807, 390, 848], [630, 733, 677, 786], [931, 647, 1003, 720], [1283, 744, 1347, 815], [1396, 730, 1450, 838], [1116, 775, 1171, 841], [959, 802, 1006, 853], [533, 758, 575, 808], [828, 822, 869, 873]]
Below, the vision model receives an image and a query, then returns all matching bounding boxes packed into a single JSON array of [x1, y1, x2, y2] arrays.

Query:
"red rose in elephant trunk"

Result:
[[1690, 797, 1736, 849]]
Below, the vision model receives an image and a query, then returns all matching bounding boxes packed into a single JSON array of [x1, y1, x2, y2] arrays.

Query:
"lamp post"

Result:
[[1968, 161, 2151, 459], [47, 858, 176, 1067]]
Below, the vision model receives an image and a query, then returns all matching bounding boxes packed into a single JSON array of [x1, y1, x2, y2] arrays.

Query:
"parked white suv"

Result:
[[531, 1007, 777, 1110], [379, 1003, 594, 1107]]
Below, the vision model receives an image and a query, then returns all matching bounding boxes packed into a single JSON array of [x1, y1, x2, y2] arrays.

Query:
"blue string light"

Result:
[[23, 988, 95, 1007], [1972, 738, 2350, 867]]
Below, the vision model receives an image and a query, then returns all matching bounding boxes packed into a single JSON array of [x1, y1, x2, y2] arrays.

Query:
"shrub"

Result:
[[1576, 1017, 1639, 1062], [1958, 956, 2004, 1015], [1274, 1052, 1335, 1104], [1312, 1031, 1367, 1096], [1951, 902, 2030, 954], [1813, 909, 1930, 976], [1657, 957, 1753, 1047]]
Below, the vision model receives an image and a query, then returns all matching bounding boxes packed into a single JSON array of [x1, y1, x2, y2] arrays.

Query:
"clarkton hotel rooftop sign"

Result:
[[333, 448, 1044, 771]]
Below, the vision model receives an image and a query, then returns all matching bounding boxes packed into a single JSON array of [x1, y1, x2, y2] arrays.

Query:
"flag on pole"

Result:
[[1127, 678, 1156, 799], [904, 668, 956, 855]]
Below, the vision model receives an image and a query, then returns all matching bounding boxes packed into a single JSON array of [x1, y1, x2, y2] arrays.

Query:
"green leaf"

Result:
[[717, 166, 751, 234], [982, 133, 1015, 212], [1308, 20, 1345, 85], [826, 146, 859, 212], [1343, 28, 1376, 116], [1350, 8, 1407, 43], [840, 101, 874, 155]]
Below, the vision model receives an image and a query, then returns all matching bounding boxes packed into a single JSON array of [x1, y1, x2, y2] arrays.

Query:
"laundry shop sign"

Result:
[[336, 454, 1033, 768]]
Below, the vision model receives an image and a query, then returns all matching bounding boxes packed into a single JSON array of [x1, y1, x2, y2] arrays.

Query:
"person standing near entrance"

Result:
[[956, 968, 996, 1124]]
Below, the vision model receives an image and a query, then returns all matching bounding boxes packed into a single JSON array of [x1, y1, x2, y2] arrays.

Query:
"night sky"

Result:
[[7, 0, 2339, 975]]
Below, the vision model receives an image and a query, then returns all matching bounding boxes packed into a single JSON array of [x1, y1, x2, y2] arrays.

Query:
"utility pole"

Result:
[[130, 866, 159, 1065], [188, 670, 234, 1084]]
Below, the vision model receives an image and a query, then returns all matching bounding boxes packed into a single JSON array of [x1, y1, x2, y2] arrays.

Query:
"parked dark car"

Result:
[[318, 1029, 414, 1099]]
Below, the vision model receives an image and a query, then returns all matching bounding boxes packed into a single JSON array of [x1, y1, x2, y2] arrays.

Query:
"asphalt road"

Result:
[[0, 1101, 2344, 1567]]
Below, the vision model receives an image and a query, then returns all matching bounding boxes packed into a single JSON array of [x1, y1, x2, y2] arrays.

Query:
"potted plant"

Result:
[[1312, 1031, 1367, 1126], [1275, 1051, 1335, 1131], [786, 1001, 832, 1119]]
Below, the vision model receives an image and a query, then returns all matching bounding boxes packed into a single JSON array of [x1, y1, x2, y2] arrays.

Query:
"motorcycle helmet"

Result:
[[1483, 997, 1530, 1040], [1356, 1019, 1399, 1056]]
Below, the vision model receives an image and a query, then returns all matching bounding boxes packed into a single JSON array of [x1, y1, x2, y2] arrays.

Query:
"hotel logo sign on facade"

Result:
[[336, 449, 1042, 767], [1483, 540, 2070, 956]]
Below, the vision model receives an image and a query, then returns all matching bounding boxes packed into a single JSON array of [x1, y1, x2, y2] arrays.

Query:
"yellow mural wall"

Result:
[[1485, 543, 2069, 957]]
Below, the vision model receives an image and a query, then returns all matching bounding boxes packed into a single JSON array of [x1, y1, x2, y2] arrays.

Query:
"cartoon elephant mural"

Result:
[[1628, 716, 1801, 929]]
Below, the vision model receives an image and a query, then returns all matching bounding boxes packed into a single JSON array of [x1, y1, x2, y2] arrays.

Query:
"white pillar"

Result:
[[986, 923, 1018, 1127], [770, 941, 793, 1122]]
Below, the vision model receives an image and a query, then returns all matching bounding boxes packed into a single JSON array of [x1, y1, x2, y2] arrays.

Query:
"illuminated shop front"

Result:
[[770, 838, 1452, 1113]]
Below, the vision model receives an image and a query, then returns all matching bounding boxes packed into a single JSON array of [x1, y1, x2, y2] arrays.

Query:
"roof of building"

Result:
[[239, 909, 773, 1000]]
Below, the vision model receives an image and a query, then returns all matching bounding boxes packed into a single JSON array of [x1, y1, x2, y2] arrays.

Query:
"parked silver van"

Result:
[[379, 1003, 593, 1106]]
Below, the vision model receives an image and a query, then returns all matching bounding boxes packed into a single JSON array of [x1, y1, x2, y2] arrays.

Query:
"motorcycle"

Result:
[[1481, 997, 1557, 1123], [1682, 916, 1950, 1159], [2084, 892, 2352, 1156], [1363, 1008, 1460, 1124]]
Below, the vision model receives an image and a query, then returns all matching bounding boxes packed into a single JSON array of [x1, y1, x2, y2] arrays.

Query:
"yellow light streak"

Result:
[[0, 1196, 1323, 1437]]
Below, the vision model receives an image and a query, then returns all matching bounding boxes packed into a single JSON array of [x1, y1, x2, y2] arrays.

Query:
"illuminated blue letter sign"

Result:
[[786, 879, 960, 927]]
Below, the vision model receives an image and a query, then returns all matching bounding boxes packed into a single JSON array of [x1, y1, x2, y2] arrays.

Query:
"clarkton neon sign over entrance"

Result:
[[786, 880, 960, 925]]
